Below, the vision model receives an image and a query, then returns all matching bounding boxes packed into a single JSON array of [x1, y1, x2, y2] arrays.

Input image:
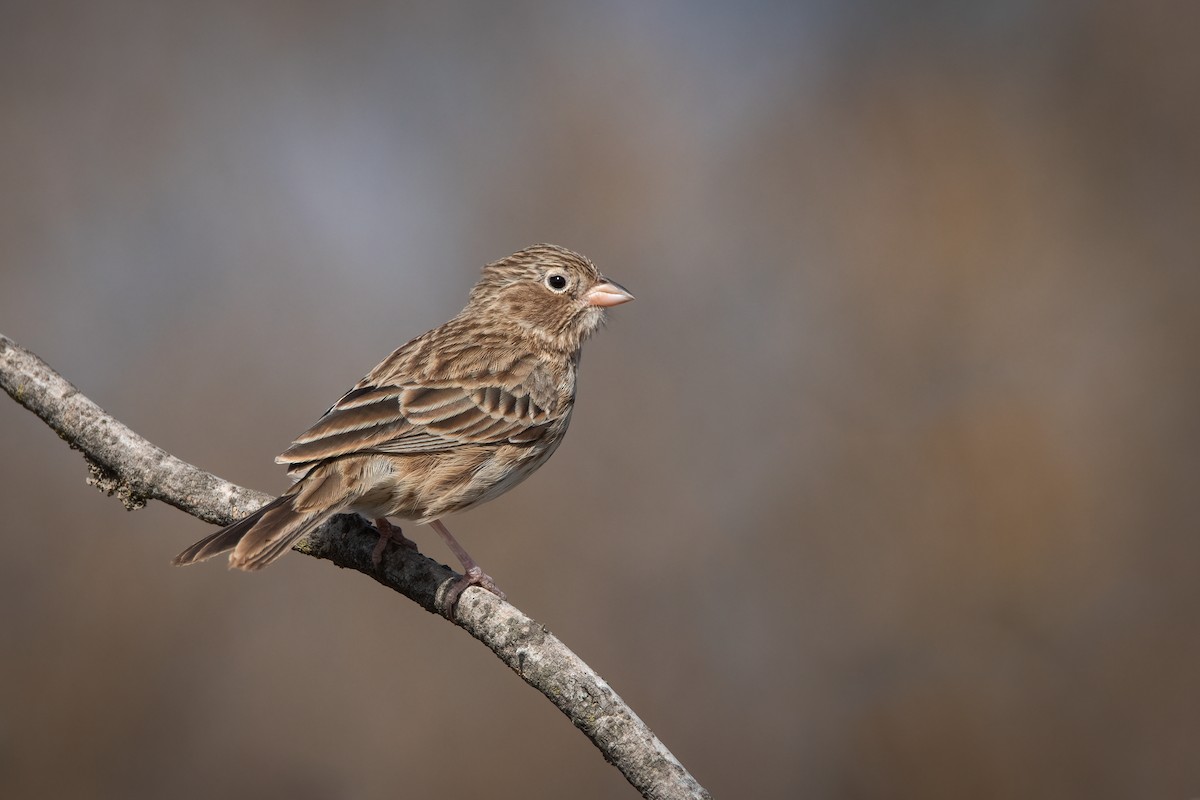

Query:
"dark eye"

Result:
[[546, 273, 568, 292]]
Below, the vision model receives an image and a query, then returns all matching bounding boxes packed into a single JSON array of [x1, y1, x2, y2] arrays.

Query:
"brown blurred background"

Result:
[[2, 2, 1198, 798]]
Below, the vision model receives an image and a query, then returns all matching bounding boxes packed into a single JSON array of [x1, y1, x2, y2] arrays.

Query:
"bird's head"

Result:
[[467, 244, 634, 352]]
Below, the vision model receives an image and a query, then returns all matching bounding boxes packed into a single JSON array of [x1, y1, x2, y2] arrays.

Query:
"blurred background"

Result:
[[2, 2, 1198, 798]]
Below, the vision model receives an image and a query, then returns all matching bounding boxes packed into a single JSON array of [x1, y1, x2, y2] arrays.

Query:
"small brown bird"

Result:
[[174, 244, 632, 603]]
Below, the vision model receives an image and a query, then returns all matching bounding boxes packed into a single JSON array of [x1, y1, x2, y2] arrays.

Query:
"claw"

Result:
[[371, 518, 417, 567], [442, 566, 506, 616]]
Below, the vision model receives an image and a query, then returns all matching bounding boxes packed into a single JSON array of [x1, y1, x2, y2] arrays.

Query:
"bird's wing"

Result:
[[275, 361, 561, 467]]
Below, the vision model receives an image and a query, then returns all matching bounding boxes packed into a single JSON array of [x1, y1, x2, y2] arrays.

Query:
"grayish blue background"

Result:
[[3, 2, 1198, 797]]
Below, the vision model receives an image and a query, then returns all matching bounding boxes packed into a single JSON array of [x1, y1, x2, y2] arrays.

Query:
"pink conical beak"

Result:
[[585, 279, 635, 307]]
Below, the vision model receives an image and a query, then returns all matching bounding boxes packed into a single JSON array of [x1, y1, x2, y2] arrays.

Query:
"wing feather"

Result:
[[276, 357, 563, 468]]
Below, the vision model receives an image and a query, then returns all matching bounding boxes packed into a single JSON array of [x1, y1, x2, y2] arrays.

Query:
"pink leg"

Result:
[[372, 518, 417, 567], [430, 518, 506, 607]]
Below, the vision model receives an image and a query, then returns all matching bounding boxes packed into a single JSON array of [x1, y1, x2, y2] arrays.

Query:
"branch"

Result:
[[0, 332, 710, 800]]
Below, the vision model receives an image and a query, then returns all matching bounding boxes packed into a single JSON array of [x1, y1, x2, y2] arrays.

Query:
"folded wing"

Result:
[[276, 363, 559, 471]]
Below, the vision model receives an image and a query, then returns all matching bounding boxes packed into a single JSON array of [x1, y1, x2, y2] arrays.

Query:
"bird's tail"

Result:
[[172, 467, 346, 571]]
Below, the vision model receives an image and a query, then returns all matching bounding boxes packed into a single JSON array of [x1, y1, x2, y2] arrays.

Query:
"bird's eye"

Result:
[[545, 273, 568, 292]]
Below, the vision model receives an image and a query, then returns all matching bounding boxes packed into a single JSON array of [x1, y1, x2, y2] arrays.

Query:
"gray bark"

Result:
[[0, 331, 711, 800]]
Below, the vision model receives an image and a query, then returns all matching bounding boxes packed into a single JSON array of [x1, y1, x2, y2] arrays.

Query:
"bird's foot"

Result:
[[371, 518, 418, 567], [443, 566, 507, 615], [429, 518, 506, 616]]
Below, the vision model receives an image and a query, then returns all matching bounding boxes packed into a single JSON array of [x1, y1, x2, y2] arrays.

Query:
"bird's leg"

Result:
[[430, 518, 507, 608], [372, 517, 418, 567]]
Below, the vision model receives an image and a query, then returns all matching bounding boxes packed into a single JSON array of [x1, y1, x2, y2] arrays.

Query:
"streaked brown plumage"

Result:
[[173, 244, 633, 601]]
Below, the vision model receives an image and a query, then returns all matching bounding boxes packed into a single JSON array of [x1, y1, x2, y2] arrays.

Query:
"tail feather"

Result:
[[172, 499, 278, 566], [172, 493, 337, 571], [173, 462, 356, 571], [228, 499, 336, 571]]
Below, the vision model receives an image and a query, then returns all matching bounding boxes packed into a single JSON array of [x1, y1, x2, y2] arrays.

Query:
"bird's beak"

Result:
[[585, 279, 635, 307]]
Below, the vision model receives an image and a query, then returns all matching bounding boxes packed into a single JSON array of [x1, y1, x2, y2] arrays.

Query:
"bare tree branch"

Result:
[[0, 331, 711, 800]]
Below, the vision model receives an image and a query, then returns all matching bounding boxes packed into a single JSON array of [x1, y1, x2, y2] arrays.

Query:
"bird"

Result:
[[173, 243, 633, 606]]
